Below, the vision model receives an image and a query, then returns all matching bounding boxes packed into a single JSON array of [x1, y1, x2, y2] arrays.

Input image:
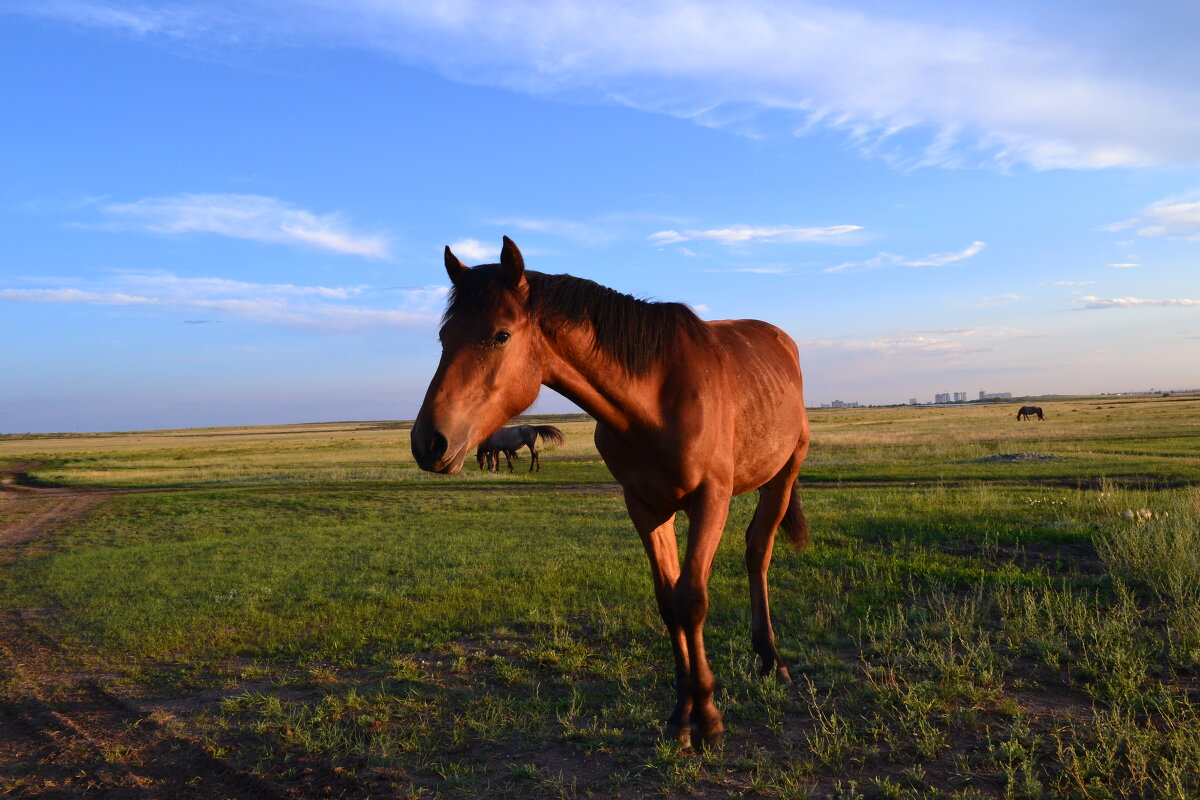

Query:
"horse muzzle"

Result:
[[410, 420, 469, 474]]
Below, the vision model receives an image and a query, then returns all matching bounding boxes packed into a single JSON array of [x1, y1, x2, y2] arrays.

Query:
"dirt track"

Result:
[[0, 463, 122, 549], [0, 464, 296, 799]]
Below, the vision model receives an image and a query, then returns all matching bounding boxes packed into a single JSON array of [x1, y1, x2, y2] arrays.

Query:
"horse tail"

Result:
[[533, 425, 566, 447], [779, 482, 810, 551]]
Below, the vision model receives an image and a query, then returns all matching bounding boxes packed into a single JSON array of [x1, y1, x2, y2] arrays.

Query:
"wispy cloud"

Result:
[[19, 1, 1200, 170], [798, 328, 1001, 358], [493, 218, 612, 244], [1073, 295, 1200, 310], [1107, 197, 1200, 241], [91, 193, 391, 258], [1132, 200, 1200, 240], [1106, 262, 1142, 269], [447, 238, 494, 263], [649, 224, 860, 246], [825, 241, 985, 273], [16, 1, 215, 38], [702, 266, 792, 275], [0, 271, 446, 330]]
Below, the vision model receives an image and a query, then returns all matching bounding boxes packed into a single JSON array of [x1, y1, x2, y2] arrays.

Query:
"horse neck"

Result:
[[537, 324, 660, 435]]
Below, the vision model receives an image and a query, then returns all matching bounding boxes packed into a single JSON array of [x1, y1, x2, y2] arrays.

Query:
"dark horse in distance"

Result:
[[476, 424, 565, 472], [1017, 406, 1044, 421], [412, 237, 811, 747]]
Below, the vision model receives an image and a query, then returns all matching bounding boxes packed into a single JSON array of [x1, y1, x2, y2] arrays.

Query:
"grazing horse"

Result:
[[476, 444, 518, 472], [1016, 406, 1044, 421], [475, 424, 565, 472], [412, 237, 810, 747]]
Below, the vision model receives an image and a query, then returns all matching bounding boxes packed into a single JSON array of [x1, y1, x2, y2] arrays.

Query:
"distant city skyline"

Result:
[[2, 2, 1199, 433]]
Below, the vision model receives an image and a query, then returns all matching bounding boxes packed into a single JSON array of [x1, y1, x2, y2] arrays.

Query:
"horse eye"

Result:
[[492, 330, 511, 345]]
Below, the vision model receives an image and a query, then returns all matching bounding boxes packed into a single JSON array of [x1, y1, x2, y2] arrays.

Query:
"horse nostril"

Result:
[[428, 431, 448, 462], [412, 424, 450, 470]]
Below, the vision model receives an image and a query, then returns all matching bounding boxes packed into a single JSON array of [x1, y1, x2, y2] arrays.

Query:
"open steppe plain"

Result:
[[2, 395, 1199, 798]]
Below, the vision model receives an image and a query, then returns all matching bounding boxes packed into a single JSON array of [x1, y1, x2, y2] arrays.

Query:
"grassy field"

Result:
[[2, 396, 1199, 798]]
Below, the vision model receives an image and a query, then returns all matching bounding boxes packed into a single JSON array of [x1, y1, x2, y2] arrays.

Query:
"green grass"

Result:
[[3, 398, 1200, 797]]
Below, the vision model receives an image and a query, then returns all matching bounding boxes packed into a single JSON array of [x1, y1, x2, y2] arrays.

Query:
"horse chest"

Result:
[[594, 424, 716, 506]]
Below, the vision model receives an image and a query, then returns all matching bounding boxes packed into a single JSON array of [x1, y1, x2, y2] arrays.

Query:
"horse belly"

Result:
[[722, 333, 807, 494]]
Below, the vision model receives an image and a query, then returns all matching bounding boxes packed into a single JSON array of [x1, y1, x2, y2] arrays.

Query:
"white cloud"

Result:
[[21, 1, 1200, 170], [0, 288, 161, 306], [825, 241, 984, 273], [798, 329, 999, 358], [1106, 263, 1142, 269], [1074, 295, 1200, 310], [448, 238, 494, 262], [906, 241, 986, 267], [649, 224, 860, 246], [0, 271, 446, 330], [1134, 201, 1200, 240], [94, 193, 391, 258], [1107, 197, 1200, 241]]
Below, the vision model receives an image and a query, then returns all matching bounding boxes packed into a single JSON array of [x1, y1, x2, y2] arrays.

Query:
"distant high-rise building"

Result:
[[934, 392, 951, 404], [909, 397, 919, 405]]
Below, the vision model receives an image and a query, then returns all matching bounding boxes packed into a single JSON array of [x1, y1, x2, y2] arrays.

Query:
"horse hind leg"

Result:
[[529, 444, 539, 472], [745, 461, 804, 683]]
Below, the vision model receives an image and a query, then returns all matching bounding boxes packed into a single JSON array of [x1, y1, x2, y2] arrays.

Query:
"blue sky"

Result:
[[2, 1, 1199, 432]]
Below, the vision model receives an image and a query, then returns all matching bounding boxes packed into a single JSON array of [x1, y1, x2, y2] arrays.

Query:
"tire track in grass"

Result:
[[0, 463, 290, 799]]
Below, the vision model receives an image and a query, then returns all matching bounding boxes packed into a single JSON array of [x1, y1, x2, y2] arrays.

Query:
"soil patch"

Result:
[[0, 465, 314, 798], [966, 453, 1064, 463]]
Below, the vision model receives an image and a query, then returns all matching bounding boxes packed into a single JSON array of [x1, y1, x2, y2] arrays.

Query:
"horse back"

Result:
[[592, 318, 807, 503], [707, 319, 805, 411]]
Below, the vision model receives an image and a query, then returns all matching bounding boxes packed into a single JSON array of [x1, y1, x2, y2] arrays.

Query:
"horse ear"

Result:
[[444, 246, 469, 285], [500, 236, 526, 288]]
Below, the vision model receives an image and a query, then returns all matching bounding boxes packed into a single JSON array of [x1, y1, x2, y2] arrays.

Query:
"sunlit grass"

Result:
[[3, 396, 1200, 796]]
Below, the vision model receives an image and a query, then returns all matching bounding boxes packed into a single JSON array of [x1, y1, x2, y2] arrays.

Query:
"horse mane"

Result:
[[445, 266, 713, 376]]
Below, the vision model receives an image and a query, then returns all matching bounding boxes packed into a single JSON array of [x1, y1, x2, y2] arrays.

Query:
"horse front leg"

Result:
[[623, 494, 692, 744], [678, 486, 733, 747]]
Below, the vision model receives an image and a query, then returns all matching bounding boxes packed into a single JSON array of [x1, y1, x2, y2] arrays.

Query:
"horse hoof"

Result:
[[696, 725, 725, 750], [776, 665, 793, 684], [665, 723, 691, 748]]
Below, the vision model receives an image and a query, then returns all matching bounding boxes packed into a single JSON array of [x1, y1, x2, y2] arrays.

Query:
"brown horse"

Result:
[[411, 237, 811, 747]]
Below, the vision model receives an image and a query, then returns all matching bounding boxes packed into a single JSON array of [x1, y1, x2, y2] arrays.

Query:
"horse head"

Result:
[[411, 237, 545, 474]]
